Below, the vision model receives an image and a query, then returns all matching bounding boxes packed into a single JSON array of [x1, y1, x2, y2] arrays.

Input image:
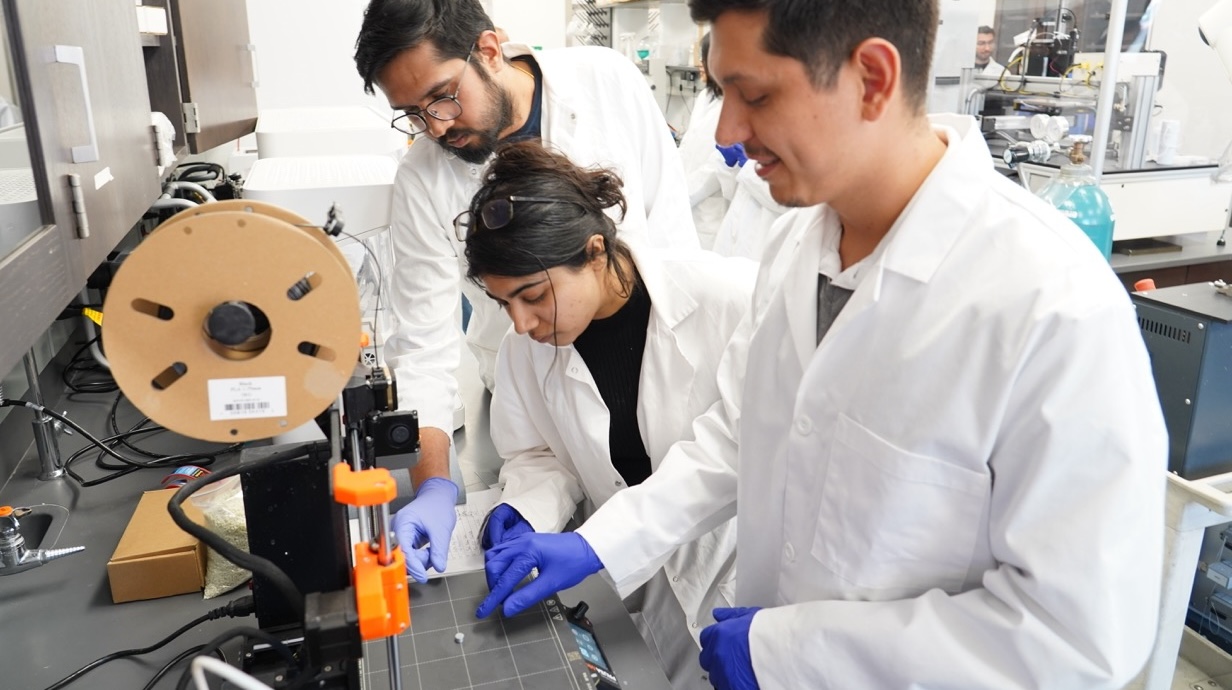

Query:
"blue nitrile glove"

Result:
[[474, 532, 603, 619], [699, 607, 762, 690], [716, 142, 748, 168], [481, 503, 534, 551], [391, 477, 459, 583]]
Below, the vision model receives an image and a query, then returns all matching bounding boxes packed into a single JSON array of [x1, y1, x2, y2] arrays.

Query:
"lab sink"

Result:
[[16, 509, 52, 549]]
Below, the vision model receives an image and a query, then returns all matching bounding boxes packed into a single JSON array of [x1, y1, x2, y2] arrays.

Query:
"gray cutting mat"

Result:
[[361, 570, 591, 690]]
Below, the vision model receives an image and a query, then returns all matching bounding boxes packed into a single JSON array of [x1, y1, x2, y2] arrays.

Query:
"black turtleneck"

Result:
[[571, 271, 652, 486]]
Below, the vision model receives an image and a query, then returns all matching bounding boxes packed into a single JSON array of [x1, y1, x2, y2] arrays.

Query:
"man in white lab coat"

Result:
[[353, 0, 697, 582], [977, 25, 1006, 75], [477, 1, 1169, 688]]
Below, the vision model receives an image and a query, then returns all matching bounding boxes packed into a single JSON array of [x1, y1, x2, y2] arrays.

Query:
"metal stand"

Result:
[[22, 348, 64, 481]]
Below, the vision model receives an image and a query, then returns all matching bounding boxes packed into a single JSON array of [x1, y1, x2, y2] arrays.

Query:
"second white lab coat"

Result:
[[711, 162, 788, 261], [578, 115, 1168, 689], [678, 91, 735, 250], [491, 248, 754, 652], [383, 43, 698, 433]]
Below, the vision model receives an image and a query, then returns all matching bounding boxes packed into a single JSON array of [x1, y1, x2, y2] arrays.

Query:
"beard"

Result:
[[436, 70, 515, 165]]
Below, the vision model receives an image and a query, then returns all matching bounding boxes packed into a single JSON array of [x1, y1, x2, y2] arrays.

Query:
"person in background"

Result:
[[976, 25, 1005, 74], [465, 140, 749, 690], [677, 32, 738, 250], [476, 0, 1168, 689], [680, 31, 787, 261], [710, 160, 788, 261], [353, 0, 698, 582]]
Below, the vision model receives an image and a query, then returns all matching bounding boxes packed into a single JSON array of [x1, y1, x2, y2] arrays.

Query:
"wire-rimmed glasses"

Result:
[[453, 196, 587, 242], [390, 48, 474, 136]]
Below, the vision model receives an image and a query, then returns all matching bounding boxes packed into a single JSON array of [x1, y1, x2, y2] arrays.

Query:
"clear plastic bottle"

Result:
[[1036, 137, 1116, 259]]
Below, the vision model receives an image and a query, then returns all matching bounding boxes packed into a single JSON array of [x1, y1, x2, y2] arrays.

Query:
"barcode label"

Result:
[[208, 376, 287, 421]]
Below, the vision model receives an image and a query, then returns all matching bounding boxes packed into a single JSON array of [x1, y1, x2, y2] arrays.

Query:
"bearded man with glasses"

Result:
[[354, 0, 699, 585]]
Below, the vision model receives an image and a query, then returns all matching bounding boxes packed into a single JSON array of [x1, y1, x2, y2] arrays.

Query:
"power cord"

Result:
[[168, 444, 312, 623], [142, 645, 223, 690], [42, 595, 255, 690], [174, 626, 300, 690]]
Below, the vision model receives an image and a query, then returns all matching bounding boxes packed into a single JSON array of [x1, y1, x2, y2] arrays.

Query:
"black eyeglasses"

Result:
[[454, 196, 588, 242], [390, 48, 474, 136]]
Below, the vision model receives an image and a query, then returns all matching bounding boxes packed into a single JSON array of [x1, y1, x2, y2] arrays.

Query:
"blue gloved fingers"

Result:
[[405, 546, 431, 584], [501, 572, 561, 618], [716, 142, 748, 167], [482, 503, 533, 550], [698, 607, 762, 690], [482, 537, 519, 591], [392, 478, 459, 581], [712, 606, 761, 622], [428, 534, 449, 574], [476, 551, 539, 618]]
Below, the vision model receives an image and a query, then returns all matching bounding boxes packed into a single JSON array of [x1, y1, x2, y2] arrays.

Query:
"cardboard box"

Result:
[[107, 489, 207, 603]]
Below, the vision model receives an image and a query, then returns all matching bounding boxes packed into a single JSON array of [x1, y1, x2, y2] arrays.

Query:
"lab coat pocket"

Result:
[[812, 414, 987, 594]]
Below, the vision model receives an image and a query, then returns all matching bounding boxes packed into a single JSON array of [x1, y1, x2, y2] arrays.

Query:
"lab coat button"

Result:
[[615, 480, 623, 487], [672, 576, 679, 582], [784, 542, 795, 561], [794, 416, 813, 435]]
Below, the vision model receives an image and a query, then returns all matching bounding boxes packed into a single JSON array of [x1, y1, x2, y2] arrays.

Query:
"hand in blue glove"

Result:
[[481, 503, 534, 551], [391, 477, 459, 583], [716, 142, 748, 168], [474, 532, 603, 619], [699, 607, 762, 690]]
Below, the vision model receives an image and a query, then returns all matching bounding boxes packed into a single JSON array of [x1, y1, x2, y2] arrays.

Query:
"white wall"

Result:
[[246, 0, 393, 115], [246, 0, 571, 115], [491, 0, 569, 50]]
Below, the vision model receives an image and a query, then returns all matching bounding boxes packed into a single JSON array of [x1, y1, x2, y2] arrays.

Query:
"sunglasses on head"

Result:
[[454, 196, 588, 242]]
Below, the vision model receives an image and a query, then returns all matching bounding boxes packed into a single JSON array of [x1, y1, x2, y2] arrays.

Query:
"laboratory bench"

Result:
[[0, 351, 669, 689], [1111, 230, 1232, 291]]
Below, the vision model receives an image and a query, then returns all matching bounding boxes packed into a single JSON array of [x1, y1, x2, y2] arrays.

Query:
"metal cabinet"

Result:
[[0, 0, 159, 379], [143, 0, 258, 154]]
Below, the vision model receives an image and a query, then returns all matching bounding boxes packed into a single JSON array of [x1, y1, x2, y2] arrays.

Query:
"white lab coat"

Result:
[[384, 44, 698, 432], [491, 248, 754, 686], [678, 91, 735, 250], [578, 114, 1168, 689], [711, 162, 787, 261], [981, 59, 1007, 75]]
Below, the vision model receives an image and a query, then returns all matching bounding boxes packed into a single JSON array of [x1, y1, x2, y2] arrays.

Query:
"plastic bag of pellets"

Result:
[[189, 475, 253, 598]]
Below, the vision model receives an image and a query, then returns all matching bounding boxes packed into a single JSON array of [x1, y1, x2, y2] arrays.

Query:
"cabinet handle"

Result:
[[52, 45, 99, 164], [246, 43, 260, 88]]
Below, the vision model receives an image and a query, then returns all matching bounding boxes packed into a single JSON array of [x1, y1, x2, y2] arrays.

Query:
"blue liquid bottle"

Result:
[[1036, 137, 1116, 258]]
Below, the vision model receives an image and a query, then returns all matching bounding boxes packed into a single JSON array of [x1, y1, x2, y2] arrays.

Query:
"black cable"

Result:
[[174, 626, 301, 690], [93, 392, 241, 471], [168, 446, 310, 622], [141, 645, 224, 690], [0, 401, 161, 469], [0, 393, 239, 487], [60, 336, 118, 396], [42, 596, 254, 690]]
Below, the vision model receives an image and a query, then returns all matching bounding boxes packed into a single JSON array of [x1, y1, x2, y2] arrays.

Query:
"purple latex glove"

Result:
[[699, 607, 762, 690], [392, 477, 459, 583], [716, 142, 748, 168], [475, 532, 603, 619], [481, 503, 534, 551]]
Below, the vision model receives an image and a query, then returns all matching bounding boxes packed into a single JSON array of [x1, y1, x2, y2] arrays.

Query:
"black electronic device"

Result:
[[1132, 283, 1232, 479], [569, 601, 621, 689]]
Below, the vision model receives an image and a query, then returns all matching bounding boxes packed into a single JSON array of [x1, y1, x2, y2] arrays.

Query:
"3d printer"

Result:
[[101, 200, 418, 689]]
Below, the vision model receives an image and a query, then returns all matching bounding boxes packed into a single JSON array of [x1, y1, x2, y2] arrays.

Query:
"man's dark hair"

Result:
[[688, 0, 939, 112], [355, 0, 494, 95], [700, 32, 723, 99], [978, 25, 996, 35]]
